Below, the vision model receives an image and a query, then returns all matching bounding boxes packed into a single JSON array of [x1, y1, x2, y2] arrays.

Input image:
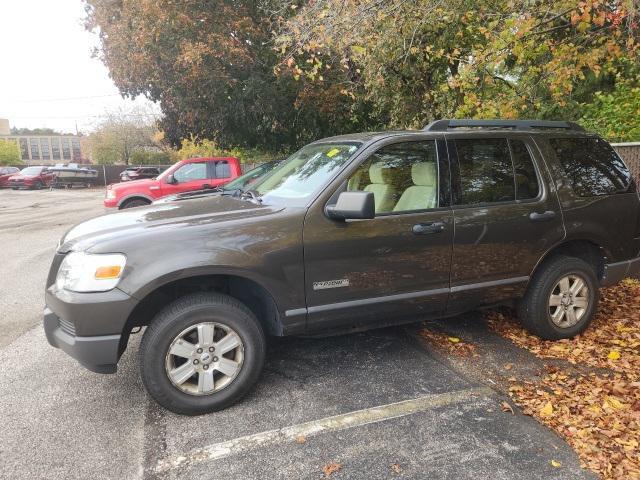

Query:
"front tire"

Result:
[[139, 293, 266, 415], [518, 255, 599, 340]]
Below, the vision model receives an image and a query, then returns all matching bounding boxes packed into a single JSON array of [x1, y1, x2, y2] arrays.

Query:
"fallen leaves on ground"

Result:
[[295, 435, 306, 444], [419, 328, 477, 356], [501, 401, 515, 415], [487, 279, 640, 479], [322, 462, 342, 476], [487, 279, 640, 374], [390, 462, 403, 474]]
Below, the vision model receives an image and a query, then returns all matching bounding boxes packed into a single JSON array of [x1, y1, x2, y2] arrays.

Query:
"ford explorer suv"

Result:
[[45, 119, 640, 415], [9, 166, 55, 189], [104, 156, 241, 209]]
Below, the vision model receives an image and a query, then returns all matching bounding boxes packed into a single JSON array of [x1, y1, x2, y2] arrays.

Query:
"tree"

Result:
[[83, 0, 375, 151], [87, 107, 161, 165], [276, 0, 640, 128], [581, 78, 640, 142], [10, 127, 64, 135], [0, 139, 20, 165]]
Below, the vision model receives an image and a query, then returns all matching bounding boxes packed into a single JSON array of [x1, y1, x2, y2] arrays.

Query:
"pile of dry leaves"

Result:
[[487, 279, 640, 479]]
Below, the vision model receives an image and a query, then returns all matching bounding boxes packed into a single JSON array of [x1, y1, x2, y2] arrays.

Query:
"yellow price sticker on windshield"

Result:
[[326, 148, 340, 158]]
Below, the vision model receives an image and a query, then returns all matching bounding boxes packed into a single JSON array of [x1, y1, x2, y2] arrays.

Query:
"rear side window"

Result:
[[454, 138, 515, 205], [215, 161, 231, 179], [549, 137, 632, 197]]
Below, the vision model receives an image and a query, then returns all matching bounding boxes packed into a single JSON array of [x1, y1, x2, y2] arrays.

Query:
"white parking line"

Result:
[[153, 386, 494, 474]]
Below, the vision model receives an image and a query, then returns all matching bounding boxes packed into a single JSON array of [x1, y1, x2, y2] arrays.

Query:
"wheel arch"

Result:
[[118, 272, 283, 357], [117, 193, 154, 208], [529, 238, 609, 283]]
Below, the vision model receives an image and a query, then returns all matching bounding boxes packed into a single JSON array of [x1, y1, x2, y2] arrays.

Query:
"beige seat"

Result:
[[364, 162, 396, 213], [393, 162, 437, 212]]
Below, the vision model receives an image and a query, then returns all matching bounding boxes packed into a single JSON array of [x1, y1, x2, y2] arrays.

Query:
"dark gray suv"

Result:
[[44, 119, 640, 415]]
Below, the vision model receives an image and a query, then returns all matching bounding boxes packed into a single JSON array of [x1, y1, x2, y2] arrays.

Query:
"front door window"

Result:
[[173, 162, 208, 182]]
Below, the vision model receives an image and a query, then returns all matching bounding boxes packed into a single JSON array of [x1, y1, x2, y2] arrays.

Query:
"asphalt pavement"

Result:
[[0, 188, 595, 480]]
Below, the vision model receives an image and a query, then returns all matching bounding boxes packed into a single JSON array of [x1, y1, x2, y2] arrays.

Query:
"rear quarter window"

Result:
[[549, 137, 633, 197]]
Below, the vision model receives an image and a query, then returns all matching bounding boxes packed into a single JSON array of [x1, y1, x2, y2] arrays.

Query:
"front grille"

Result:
[[59, 318, 76, 337]]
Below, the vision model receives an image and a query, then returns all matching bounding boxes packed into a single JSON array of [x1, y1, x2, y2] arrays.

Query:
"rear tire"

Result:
[[120, 198, 150, 209], [33, 181, 43, 190], [518, 255, 599, 340], [139, 293, 266, 415]]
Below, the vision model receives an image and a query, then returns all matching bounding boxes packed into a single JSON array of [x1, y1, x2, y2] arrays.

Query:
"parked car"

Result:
[[8, 166, 55, 189], [104, 157, 241, 209], [45, 119, 640, 415], [152, 159, 283, 205], [119, 167, 161, 182], [0, 166, 20, 187]]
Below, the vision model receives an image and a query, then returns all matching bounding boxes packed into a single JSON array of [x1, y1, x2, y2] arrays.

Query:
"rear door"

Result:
[[446, 134, 565, 314], [302, 136, 454, 331], [211, 160, 232, 187], [541, 136, 640, 262]]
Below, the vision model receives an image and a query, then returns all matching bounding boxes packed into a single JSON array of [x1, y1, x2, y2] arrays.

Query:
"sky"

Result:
[[0, 0, 159, 134]]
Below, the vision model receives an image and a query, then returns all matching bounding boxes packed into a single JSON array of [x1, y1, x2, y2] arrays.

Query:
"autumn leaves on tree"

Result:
[[84, 0, 639, 148]]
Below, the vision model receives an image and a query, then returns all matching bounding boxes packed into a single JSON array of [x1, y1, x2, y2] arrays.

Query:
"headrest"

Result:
[[369, 162, 393, 184], [412, 162, 437, 186]]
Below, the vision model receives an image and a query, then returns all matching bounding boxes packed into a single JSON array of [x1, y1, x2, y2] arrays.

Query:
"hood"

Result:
[[11, 173, 37, 179], [59, 195, 284, 252], [111, 178, 157, 189]]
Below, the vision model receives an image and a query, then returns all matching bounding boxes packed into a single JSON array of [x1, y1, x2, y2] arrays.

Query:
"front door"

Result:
[[446, 134, 565, 314], [302, 138, 454, 332], [161, 160, 212, 196]]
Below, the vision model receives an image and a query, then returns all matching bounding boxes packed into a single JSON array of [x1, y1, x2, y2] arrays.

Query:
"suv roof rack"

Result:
[[423, 119, 585, 132]]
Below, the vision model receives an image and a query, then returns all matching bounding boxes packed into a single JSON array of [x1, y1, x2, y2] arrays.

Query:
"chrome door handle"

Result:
[[529, 210, 556, 222], [412, 222, 445, 235]]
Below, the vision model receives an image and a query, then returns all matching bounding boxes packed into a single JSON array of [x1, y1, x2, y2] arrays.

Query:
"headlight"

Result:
[[106, 189, 116, 200], [55, 252, 126, 292]]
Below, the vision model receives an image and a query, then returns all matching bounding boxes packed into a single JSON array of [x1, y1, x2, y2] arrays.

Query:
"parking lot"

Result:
[[0, 188, 593, 480]]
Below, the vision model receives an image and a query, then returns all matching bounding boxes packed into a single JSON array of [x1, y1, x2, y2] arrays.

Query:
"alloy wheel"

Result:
[[164, 322, 244, 395], [548, 274, 590, 328]]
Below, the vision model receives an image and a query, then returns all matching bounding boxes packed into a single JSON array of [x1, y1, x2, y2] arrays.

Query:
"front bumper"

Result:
[[9, 180, 31, 188], [601, 257, 640, 287], [103, 197, 118, 208], [44, 308, 121, 373], [44, 283, 138, 373]]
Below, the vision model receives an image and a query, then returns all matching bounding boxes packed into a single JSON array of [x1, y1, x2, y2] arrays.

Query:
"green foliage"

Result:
[[86, 0, 640, 150], [581, 81, 640, 142], [84, 0, 377, 151], [278, 0, 640, 127], [175, 137, 281, 163], [0, 139, 21, 165], [10, 127, 63, 135], [129, 150, 173, 165]]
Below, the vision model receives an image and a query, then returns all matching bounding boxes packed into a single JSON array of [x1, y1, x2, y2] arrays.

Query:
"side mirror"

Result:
[[326, 191, 375, 221], [166, 174, 177, 185]]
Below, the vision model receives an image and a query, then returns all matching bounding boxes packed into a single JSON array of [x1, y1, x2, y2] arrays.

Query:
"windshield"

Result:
[[21, 167, 43, 175], [225, 161, 281, 191], [250, 142, 361, 206], [157, 162, 182, 181]]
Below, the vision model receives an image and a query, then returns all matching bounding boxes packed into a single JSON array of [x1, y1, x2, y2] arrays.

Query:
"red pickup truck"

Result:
[[104, 157, 241, 209]]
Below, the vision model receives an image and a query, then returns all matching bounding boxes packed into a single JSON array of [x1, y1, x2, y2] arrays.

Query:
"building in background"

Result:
[[0, 118, 85, 165]]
